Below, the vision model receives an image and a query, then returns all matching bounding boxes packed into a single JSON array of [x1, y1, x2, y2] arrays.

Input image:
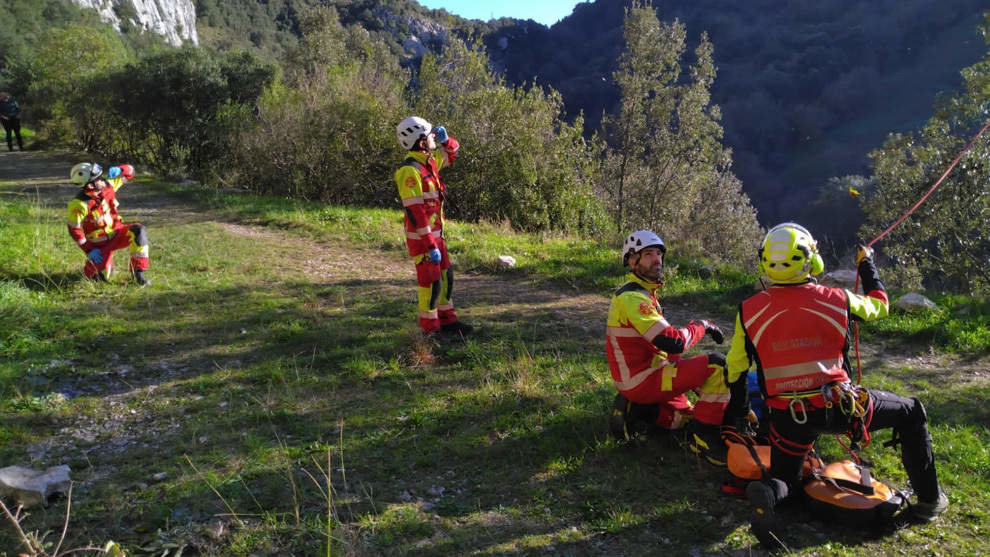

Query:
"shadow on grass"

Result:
[[0, 269, 980, 553], [1, 270, 87, 291]]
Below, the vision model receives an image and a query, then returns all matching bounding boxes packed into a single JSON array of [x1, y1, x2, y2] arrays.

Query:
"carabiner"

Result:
[[789, 396, 808, 424]]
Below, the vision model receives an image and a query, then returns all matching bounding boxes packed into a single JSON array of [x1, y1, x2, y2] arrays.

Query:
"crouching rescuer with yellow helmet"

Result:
[[67, 162, 149, 285], [725, 223, 947, 550], [607, 231, 752, 466], [394, 116, 472, 339]]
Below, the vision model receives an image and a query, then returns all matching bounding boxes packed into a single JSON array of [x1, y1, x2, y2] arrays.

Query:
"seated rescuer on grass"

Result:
[[606, 230, 752, 466], [393, 116, 473, 340], [725, 223, 947, 550], [67, 162, 150, 285]]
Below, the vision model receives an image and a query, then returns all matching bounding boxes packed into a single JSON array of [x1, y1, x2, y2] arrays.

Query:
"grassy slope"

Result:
[[0, 151, 987, 555]]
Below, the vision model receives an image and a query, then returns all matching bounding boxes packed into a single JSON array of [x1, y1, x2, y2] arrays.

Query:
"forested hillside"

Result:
[[188, 0, 988, 245], [2, 0, 987, 289], [30, 0, 981, 245], [483, 0, 988, 243]]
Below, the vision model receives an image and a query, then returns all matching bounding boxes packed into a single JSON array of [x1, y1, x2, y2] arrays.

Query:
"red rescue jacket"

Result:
[[740, 283, 850, 408]]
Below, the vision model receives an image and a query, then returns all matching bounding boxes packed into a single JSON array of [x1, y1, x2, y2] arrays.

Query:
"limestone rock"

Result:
[[0, 465, 71, 508], [70, 0, 198, 46], [820, 269, 858, 289], [497, 255, 516, 269], [893, 292, 938, 312]]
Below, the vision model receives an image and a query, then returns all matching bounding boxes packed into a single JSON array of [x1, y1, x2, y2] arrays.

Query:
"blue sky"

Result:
[[417, 0, 586, 27]]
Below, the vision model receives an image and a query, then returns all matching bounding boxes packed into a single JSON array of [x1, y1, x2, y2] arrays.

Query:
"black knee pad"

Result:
[[707, 352, 726, 368]]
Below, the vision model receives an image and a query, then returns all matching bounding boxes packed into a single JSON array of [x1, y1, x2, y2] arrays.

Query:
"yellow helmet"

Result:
[[759, 222, 824, 284]]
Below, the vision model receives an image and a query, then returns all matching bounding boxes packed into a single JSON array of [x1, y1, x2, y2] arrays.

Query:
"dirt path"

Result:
[[2, 150, 984, 384]]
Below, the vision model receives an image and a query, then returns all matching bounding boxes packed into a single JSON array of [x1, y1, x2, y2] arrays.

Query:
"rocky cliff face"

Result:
[[70, 0, 198, 46]]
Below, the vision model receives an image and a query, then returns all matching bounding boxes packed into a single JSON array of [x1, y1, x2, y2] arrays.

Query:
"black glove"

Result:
[[695, 319, 724, 344], [856, 243, 885, 293]]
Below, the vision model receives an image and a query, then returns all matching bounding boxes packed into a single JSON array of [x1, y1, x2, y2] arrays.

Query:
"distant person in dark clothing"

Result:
[[0, 92, 23, 151]]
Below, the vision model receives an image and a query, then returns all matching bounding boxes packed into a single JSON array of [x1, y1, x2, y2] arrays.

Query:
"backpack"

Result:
[[803, 460, 908, 524], [723, 433, 907, 524]]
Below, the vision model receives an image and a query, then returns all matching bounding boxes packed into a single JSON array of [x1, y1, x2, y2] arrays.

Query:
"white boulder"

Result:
[[497, 255, 517, 269], [0, 465, 71, 508], [893, 292, 938, 312]]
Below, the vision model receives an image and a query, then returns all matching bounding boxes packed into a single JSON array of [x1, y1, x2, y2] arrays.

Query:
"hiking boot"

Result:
[[422, 330, 449, 343], [441, 320, 474, 337], [90, 272, 109, 283], [608, 393, 659, 441], [133, 270, 150, 286], [747, 479, 787, 552], [686, 421, 728, 466], [912, 490, 948, 522]]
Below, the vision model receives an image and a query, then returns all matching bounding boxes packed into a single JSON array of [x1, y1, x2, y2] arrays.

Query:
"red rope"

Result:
[[866, 118, 990, 248], [851, 118, 990, 384]]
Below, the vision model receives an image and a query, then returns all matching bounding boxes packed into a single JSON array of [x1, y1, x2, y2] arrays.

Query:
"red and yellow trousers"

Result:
[[83, 222, 149, 278], [412, 237, 457, 333], [619, 353, 729, 429]]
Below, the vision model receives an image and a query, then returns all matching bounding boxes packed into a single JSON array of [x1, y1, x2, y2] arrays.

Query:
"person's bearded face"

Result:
[[631, 247, 664, 282]]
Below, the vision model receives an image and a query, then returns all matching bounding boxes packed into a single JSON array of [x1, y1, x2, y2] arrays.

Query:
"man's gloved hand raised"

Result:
[[693, 319, 724, 344], [428, 248, 442, 264], [856, 244, 874, 265], [87, 249, 103, 264], [433, 126, 448, 144]]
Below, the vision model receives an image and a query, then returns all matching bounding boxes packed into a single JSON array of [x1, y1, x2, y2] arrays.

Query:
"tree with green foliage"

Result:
[[601, 2, 760, 265], [26, 23, 133, 148], [861, 14, 990, 293], [412, 37, 608, 232], [226, 7, 409, 203], [89, 46, 275, 177]]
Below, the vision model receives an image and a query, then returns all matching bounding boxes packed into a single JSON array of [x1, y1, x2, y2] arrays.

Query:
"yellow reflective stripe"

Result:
[[613, 367, 659, 391], [643, 318, 671, 341], [743, 302, 771, 330], [406, 229, 441, 240], [751, 309, 788, 346], [698, 392, 731, 404], [660, 365, 677, 391], [764, 358, 843, 379], [130, 247, 149, 257], [402, 196, 424, 207], [799, 307, 847, 337], [773, 389, 822, 399], [606, 326, 641, 337]]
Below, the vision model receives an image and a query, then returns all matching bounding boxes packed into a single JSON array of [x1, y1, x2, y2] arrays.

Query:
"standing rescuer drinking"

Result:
[[394, 116, 473, 340]]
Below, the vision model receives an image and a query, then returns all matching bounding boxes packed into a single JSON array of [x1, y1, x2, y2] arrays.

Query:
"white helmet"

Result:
[[396, 116, 432, 150], [70, 162, 102, 184], [622, 230, 666, 265]]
